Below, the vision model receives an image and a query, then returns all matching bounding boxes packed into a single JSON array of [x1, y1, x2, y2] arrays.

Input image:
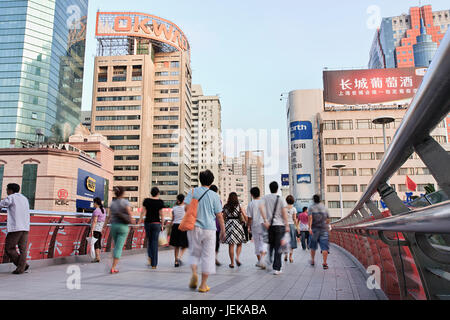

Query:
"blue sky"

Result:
[[81, 0, 449, 189]]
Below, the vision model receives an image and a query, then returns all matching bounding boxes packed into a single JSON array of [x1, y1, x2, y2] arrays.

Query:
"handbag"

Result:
[[115, 199, 131, 224], [263, 196, 279, 243], [179, 188, 210, 231]]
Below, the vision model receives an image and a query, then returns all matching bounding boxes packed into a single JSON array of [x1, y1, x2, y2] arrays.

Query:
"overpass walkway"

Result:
[[0, 242, 383, 300]]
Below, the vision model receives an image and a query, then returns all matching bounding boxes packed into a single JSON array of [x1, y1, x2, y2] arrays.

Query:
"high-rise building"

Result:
[[287, 67, 449, 220], [239, 151, 265, 200], [368, 5, 449, 69], [90, 12, 192, 207], [219, 156, 248, 207], [81, 110, 92, 131], [0, 0, 88, 148], [190, 85, 222, 187]]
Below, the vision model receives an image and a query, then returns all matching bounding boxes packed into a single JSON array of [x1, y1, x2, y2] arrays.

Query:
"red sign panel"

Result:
[[323, 67, 427, 109], [57, 189, 68, 200]]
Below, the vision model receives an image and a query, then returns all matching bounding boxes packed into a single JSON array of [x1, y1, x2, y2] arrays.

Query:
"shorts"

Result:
[[309, 230, 329, 252], [253, 232, 267, 255], [93, 231, 102, 250], [187, 227, 216, 275]]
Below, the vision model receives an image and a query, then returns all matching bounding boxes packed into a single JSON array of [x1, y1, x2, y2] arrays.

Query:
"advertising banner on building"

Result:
[[289, 121, 315, 205], [281, 174, 289, 186], [76, 169, 105, 209], [323, 67, 426, 110]]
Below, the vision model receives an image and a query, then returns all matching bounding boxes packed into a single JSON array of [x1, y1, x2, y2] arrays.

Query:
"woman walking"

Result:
[[140, 187, 165, 269], [169, 194, 188, 267], [109, 187, 134, 274], [284, 195, 298, 263], [223, 192, 248, 268], [90, 197, 106, 263]]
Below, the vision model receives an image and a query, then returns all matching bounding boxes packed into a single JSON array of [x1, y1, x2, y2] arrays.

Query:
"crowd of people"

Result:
[[0, 170, 331, 294]]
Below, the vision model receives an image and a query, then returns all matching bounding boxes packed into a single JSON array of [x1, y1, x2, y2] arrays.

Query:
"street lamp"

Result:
[[332, 164, 346, 218], [372, 116, 395, 152]]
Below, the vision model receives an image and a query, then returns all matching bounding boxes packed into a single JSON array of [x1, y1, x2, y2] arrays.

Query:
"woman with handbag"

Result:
[[284, 195, 298, 263], [90, 197, 106, 263], [169, 194, 188, 267], [223, 192, 248, 268], [109, 186, 134, 274]]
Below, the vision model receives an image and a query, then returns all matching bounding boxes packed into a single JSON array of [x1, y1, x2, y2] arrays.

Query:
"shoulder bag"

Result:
[[179, 188, 210, 231]]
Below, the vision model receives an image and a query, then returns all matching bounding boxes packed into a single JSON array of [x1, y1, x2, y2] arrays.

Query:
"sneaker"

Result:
[[259, 263, 266, 270], [255, 262, 261, 268], [273, 270, 282, 275]]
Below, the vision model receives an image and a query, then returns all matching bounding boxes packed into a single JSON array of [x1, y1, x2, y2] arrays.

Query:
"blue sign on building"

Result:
[[76, 169, 105, 209], [290, 121, 313, 141], [281, 174, 289, 186]]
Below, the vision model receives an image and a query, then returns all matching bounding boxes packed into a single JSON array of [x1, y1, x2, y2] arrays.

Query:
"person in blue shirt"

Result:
[[184, 170, 225, 293]]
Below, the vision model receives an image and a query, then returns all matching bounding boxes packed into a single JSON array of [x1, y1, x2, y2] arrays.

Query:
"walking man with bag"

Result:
[[183, 170, 225, 293], [259, 181, 289, 275], [0, 183, 30, 274], [308, 194, 330, 270]]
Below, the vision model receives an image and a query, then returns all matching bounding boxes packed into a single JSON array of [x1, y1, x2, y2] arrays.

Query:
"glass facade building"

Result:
[[0, 0, 88, 148]]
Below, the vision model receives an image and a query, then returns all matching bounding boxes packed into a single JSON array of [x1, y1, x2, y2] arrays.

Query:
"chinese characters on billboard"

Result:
[[323, 67, 426, 110]]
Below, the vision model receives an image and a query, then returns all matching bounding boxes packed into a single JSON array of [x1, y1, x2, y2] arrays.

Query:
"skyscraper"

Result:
[[0, 0, 88, 148], [190, 85, 222, 188], [90, 12, 192, 207], [368, 5, 449, 69]]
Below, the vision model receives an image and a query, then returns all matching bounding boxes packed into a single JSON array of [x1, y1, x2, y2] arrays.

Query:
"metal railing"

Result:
[[330, 30, 450, 300]]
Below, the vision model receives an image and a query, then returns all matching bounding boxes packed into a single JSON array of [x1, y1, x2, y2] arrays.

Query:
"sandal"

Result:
[[198, 286, 210, 293], [284, 256, 288, 262], [110, 268, 119, 274], [323, 264, 329, 270], [229, 264, 234, 268], [174, 262, 180, 267], [235, 259, 241, 267], [189, 273, 198, 289], [289, 257, 294, 263], [310, 260, 315, 266]]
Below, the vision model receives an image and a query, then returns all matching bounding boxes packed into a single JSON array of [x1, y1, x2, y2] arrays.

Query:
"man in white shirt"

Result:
[[259, 182, 289, 275], [246, 187, 267, 269], [0, 183, 31, 274]]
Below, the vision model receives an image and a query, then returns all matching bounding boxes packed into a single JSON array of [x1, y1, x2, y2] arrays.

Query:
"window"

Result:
[[112, 66, 127, 81], [342, 185, 358, 192], [326, 169, 338, 176], [327, 185, 339, 192], [415, 167, 430, 175], [154, 98, 179, 103], [337, 138, 354, 145], [328, 201, 341, 209], [433, 135, 447, 143], [22, 164, 38, 209], [97, 96, 141, 102], [357, 137, 372, 144], [152, 162, 178, 167], [360, 184, 367, 192], [418, 184, 434, 192], [132, 65, 142, 81], [155, 80, 179, 85], [325, 153, 338, 161], [95, 125, 140, 131], [323, 120, 335, 130], [155, 71, 169, 76], [96, 105, 141, 111], [343, 201, 357, 208], [96, 115, 140, 121], [359, 152, 375, 160], [398, 184, 408, 192], [336, 120, 353, 130], [154, 116, 179, 121], [359, 168, 376, 176], [152, 180, 178, 186], [152, 171, 178, 176], [340, 153, 355, 160], [376, 152, 384, 160], [356, 119, 371, 129], [107, 135, 140, 141], [170, 61, 180, 68], [324, 138, 336, 145], [114, 155, 140, 161], [114, 176, 138, 181], [341, 168, 357, 176]]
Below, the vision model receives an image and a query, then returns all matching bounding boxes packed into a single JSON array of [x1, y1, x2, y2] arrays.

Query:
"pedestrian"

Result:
[[223, 192, 248, 268], [90, 197, 106, 263], [0, 183, 30, 274], [246, 187, 267, 269], [259, 181, 289, 275], [109, 186, 135, 274], [185, 170, 225, 293], [209, 185, 222, 266], [140, 187, 165, 269], [169, 194, 188, 267], [308, 194, 330, 270], [284, 195, 298, 263], [298, 207, 310, 250]]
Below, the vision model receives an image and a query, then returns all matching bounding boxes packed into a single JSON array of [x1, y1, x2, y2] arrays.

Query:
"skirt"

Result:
[[289, 224, 298, 249], [169, 223, 189, 248], [223, 219, 247, 244]]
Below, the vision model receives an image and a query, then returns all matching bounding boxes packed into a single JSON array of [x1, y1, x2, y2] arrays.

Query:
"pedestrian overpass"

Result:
[[1, 22, 450, 302]]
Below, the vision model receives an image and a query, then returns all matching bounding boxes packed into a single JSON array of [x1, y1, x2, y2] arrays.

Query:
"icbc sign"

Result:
[[56, 189, 69, 206]]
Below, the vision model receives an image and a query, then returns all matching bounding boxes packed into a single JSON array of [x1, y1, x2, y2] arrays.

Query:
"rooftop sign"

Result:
[[96, 12, 189, 52]]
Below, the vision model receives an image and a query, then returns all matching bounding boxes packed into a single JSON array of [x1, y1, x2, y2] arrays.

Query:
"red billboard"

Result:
[[323, 67, 427, 110]]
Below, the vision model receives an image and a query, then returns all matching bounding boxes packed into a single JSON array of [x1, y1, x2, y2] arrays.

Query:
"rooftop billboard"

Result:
[[323, 67, 426, 110]]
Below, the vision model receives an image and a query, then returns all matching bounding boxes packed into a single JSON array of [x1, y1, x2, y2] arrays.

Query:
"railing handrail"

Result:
[[0, 210, 144, 220], [334, 200, 450, 234], [337, 30, 450, 224]]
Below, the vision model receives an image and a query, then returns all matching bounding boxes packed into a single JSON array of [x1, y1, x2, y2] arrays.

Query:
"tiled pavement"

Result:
[[0, 242, 385, 300]]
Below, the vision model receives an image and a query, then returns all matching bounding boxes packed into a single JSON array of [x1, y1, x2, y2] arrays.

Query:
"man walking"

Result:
[[259, 181, 289, 275], [184, 170, 225, 292], [308, 194, 330, 270], [0, 183, 31, 274], [246, 187, 266, 269]]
